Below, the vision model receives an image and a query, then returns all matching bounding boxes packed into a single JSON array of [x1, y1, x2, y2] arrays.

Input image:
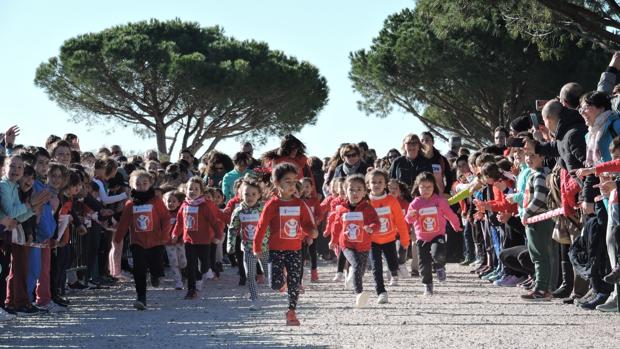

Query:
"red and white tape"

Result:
[[524, 208, 564, 224]]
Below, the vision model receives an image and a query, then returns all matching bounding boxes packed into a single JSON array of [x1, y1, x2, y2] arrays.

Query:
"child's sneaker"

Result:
[[133, 300, 147, 310], [603, 266, 620, 284], [310, 269, 319, 283], [344, 272, 354, 289], [521, 290, 552, 301], [355, 291, 369, 308], [436, 268, 447, 282], [184, 290, 198, 300], [333, 272, 343, 282], [424, 284, 433, 296], [174, 280, 184, 290], [249, 301, 261, 311], [205, 269, 215, 280], [286, 309, 300, 326], [377, 292, 388, 304], [389, 275, 398, 286]]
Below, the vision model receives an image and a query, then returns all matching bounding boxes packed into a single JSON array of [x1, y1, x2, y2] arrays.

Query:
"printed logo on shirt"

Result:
[[375, 206, 391, 234], [240, 212, 260, 241], [133, 205, 154, 232], [279, 206, 301, 239], [184, 206, 199, 232], [419, 207, 439, 234], [342, 212, 364, 242]]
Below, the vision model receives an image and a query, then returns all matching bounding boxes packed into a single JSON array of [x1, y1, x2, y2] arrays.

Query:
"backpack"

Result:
[[547, 163, 580, 244]]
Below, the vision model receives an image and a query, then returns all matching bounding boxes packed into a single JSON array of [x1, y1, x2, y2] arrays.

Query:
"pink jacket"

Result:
[[406, 194, 461, 242]]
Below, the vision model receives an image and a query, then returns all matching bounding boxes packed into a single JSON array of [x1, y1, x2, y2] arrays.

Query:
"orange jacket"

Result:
[[368, 194, 410, 246]]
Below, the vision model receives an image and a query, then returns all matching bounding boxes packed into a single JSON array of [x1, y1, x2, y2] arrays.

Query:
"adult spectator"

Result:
[[420, 132, 453, 195], [241, 142, 260, 169], [63, 133, 80, 151], [179, 148, 198, 173], [263, 134, 313, 181], [203, 151, 234, 188], [221, 152, 254, 201], [308, 156, 325, 200], [144, 149, 159, 161], [332, 143, 370, 179], [357, 141, 374, 165], [389, 134, 432, 189]]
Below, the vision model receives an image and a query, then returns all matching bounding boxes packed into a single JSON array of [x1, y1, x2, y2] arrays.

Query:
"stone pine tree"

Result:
[[349, 0, 608, 145], [35, 19, 329, 156]]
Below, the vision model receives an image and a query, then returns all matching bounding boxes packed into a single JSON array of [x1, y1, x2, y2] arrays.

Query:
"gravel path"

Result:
[[1, 262, 617, 348]]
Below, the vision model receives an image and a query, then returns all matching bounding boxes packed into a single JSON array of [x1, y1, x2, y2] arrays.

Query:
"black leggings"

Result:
[[416, 236, 447, 285], [130, 244, 164, 303], [185, 243, 210, 291], [270, 250, 303, 310], [370, 241, 399, 294], [337, 249, 347, 273], [343, 248, 368, 294]]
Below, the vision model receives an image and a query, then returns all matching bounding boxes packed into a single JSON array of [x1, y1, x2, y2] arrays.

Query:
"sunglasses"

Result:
[[344, 153, 359, 158]]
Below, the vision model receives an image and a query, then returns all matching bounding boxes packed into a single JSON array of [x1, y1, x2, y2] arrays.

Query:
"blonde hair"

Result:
[[129, 170, 153, 190]]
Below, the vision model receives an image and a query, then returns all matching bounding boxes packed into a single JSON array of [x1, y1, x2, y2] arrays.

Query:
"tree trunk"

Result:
[[155, 125, 168, 155]]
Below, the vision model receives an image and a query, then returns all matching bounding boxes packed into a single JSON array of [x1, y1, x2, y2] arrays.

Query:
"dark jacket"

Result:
[[333, 160, 370, 179], [388, 155, 433, 188], [535, 107, 587, 172]]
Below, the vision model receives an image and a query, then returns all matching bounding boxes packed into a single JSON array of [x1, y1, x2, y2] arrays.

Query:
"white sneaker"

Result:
[[174, 280, 184, 290], [196, 280, 203, 291], [344, 272, 354, 289], [249, 301, 261, 311], [35, 302, 67, 314], [389, 276, 398, 286], [0, 307, 16, 321], [377, 292, 388, 304], [355, 291, 369, 308], [205, 269, 215, 280], [333, 272, 343, 282]]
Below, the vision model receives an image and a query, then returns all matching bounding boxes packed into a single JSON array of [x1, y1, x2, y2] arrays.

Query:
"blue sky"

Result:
[[0, 0, 444, 161]]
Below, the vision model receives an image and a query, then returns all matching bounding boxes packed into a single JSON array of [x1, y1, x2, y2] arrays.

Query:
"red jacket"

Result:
[[253, 196, 316, 253], [488, 185, 518, 215], [114, 197, 171, 249], [171, 199, 225, 245], [331, 200, 380, 252], [222, 196, 242, 224], [368, 194, 411, 246]]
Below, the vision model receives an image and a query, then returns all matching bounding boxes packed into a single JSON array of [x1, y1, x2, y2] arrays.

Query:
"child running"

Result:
[[253, 163, 317, 326], [163, 191, 187, 290], [366, 169, 410, 304], [406, 172, 462, 296], [227, 177, 269, 310], [330, 174, 380, 307], [114, 170, 170, 310], [171, 177, 224, 300]]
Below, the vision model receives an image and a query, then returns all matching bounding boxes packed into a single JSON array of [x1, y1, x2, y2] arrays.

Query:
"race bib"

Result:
[[375, 206, 391, 234], [279, 206, 301, 239], [133, 204, 154, 232], [342, 212, 364, 242], [419, 207, 439, 234], [240, 212, 260, 241], [184, 206, 199, 232]]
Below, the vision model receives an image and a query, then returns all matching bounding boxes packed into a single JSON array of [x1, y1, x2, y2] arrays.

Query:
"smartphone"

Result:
[[535, 100, 549, 111], [506, 137, 524, 148], [530, 113, 539, 129]]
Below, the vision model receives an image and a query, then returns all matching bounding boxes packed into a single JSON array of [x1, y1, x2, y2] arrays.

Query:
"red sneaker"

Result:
[[310, 269, 319, 283], [286, 309, 300, 326]]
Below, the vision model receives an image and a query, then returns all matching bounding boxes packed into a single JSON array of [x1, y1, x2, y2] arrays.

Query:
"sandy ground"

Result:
[[1, 261, 617, 349]]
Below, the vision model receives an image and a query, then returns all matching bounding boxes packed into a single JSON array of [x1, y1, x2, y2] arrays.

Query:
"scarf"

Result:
[[131, 187, 155, 205], [342, 161, 361, 176], [185, 196, 206, 207], [586, 110, 613, 166]]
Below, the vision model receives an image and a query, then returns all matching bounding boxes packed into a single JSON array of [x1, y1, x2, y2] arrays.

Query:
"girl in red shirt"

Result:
[[300, 177, 322, 282], [114, 171, 170, 310], [171, 177, 224, 300], [253, 163, 317, 326], [331, 174, 380, 308], [163, 191, 186, 290]]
